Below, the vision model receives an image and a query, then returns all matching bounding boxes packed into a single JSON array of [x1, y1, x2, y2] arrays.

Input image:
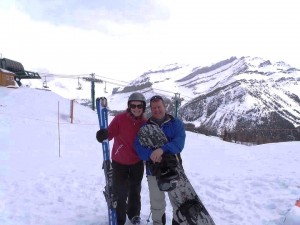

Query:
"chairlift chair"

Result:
[[104, 81, 108, 93], [43, 77, 49, 88], [77, 77, 82, 90]]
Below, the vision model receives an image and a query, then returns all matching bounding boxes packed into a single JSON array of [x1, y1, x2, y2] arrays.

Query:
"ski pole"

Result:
[[146, 212, 152, 225]]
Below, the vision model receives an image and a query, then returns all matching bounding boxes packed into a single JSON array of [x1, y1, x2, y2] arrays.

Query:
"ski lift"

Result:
[[77, 77, 82, 90], [43, 76, 49, 88]]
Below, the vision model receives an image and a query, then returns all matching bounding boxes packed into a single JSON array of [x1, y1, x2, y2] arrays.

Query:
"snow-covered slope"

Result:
[[1, 86, 300, 225]]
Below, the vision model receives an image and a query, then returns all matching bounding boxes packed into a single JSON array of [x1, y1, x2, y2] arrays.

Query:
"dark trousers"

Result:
[[112, 160, 144, 225]]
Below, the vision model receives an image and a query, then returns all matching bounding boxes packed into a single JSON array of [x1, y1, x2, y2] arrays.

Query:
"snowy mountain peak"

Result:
[[112, 56, 300, 143]]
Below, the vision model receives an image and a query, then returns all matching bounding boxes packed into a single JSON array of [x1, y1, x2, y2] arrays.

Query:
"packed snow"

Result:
[[0, 86, 300, 225]]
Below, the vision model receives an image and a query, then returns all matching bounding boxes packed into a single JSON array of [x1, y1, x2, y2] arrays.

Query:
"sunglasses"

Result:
[[150, 95, 163, 102], [130, 104, 143, 109]]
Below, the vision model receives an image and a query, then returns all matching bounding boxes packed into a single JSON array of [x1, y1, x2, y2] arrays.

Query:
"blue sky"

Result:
[[0, 0, 299, 81]]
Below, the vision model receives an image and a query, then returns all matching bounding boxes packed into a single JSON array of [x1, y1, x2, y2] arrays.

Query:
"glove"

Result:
[[96, 129, 108, 143]]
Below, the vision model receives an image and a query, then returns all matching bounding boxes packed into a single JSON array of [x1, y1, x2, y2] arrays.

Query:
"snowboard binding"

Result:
[[157, 167, 179, 191], [177, 199, 203, 225], [155, 153, 180, 192]]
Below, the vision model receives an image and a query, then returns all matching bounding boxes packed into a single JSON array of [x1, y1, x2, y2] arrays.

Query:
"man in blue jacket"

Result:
[[134, 95, 186, 225]]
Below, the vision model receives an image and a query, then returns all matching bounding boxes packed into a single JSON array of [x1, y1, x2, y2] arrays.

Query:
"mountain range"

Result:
[[112, 56, 300, 143], [21, 56, 300, 143]]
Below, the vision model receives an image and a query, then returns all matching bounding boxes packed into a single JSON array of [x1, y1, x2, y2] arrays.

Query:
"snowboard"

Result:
[[138, 124, 216, 225]]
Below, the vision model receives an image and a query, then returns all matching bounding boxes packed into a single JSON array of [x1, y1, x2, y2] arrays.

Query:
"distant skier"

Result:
[[134, 95, 186, 225], [96, 93, 147, 225]]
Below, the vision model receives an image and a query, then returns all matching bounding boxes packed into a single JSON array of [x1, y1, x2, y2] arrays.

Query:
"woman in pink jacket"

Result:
[[96, 92, 147, 225]]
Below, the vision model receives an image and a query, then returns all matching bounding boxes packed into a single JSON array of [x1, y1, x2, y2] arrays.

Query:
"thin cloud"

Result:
[[15, 0, 169, 30]]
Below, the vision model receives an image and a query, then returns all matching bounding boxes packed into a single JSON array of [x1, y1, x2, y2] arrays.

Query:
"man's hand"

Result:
[[150, 148, 164, 163]]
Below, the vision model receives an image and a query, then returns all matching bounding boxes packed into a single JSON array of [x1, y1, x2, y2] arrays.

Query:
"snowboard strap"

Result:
[[147, 154, 180, 192], [157, 167, 179, 192], [176, 199, 203, 225]]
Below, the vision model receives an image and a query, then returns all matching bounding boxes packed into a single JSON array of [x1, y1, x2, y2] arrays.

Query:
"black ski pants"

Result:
[[112, 160, 144, 225]]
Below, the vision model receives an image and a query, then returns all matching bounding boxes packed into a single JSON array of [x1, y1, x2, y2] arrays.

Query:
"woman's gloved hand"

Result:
[[96, 129, 108, 143]]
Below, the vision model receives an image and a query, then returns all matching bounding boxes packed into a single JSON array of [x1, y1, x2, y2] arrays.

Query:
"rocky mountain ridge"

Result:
[[112, 56, 300, 143]]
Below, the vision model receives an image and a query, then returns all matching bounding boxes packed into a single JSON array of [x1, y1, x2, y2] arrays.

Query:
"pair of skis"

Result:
[[96, 97, 118, 225]]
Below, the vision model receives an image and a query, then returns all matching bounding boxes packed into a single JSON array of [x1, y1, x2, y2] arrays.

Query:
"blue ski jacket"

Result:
[[134, 114, 186, 175]]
